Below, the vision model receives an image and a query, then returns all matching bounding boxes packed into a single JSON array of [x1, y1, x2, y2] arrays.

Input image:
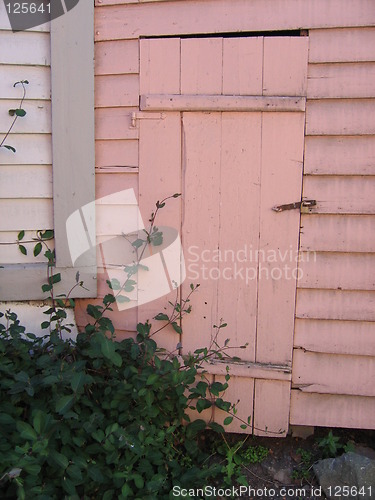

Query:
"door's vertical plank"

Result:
[[222, 38, 263, 95], [181, 112, 221, 355], [217, 113, 262, 360], [181, 38, 223, 94], [138, 113, 182, 352], [263, 37, 309, 96], [256, 113, 305, 365], [140, 38, 180, 94], [214, 375, 254, 434], [253, 380, 290, 436]]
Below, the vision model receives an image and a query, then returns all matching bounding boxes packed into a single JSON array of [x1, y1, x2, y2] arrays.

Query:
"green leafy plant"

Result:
[[291, 448, 314, 481], [0, 80, 29, 153], [317, 430, 355, 458], [0, 196, 252, 499], [216, 436, 269, 490]]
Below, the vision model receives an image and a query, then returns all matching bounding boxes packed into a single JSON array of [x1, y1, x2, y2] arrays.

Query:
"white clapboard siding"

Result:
[[0, 66, 50, 100], [304, 136, 375, 176], [303, 175, 375, 214], [0, 165, 52, 198], [0, 14, 52, 267], [306, 99, 375, 136], [294, 318, 375, 357], [307, 63, 375, 99], [0, 199, 53, 231], [0, 134, 52, 164], [0, 231, 54, 264], [290, 391, 375, 429], [296, 289, 375, 322], [292, 351, 375, 397], [0, 31, 51, 65], [309, 28, 375, 63], [298, 253, 375, 291], [0, 100, 51, 134], [300, 214, 375, 253]]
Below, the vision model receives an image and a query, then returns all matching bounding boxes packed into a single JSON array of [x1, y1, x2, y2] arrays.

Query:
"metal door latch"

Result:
[[272, 199, 317, 213]]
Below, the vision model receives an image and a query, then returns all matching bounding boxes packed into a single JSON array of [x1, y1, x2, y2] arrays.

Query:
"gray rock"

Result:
[[313, 452, 375, 500], [354, 445, 375, 461]]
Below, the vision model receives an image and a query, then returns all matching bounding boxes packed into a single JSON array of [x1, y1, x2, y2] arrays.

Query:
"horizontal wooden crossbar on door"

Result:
[[140, 94, 306, 112]]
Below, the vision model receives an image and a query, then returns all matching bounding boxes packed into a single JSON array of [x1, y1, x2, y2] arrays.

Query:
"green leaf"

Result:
[[86, 304, 102, 319], [107, 278, 121, 290], [100, 336, 122, 367], [71, 372, 86, 393], [40, 230, 54, 239], [42, 284, 52, 293], [103, 491, 115, 500], [55, 394, 75, 415], [103, 294, 116, 305], [214, 398, 231, 412], [3, 145, 16, 152], [154, 313, 169, 321], [240, 424, 247, 430], [172, 322, 182, 334], [49, 449, 69, 470], [32, 410, 47, 434], [48, 273, 61, 285], [0, 413, 15, 425], [17, 230, 25, 241], [132, 238, 145, 249], [116, 295, 130, 304], [33, 242, 42, 257], [146, 374, 159, 386], [15, 108, 26, 117], [18, 244, 27, 255], [208, 422, 224, 433], [121, 484, 133, 497], [186, 419, 206, 439], [196, 399, 212, 413], [24, 464, 41, 476], [223, 416, 233, 426], [210, 381, 227, 396], [17, 421, 37, 441], [133, 474, 144, 489]]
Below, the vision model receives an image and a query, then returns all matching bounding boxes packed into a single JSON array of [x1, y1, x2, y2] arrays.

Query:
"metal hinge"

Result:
[[130, 111, 166, 128], [272, 199, 317, 213]]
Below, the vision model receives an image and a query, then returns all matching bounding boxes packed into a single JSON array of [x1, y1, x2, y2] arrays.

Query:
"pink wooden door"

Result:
[[138, 36, 308, 435]]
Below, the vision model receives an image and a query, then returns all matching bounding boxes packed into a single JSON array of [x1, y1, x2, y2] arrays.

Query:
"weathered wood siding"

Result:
[[0, 2, 53, 264], [88, 0, 375, 430], [292, 25, 375, 429]]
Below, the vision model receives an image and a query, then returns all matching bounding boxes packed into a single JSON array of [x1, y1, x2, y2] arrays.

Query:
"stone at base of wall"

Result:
[[0, 301, 78, 339], [290, 425, 315, 439]]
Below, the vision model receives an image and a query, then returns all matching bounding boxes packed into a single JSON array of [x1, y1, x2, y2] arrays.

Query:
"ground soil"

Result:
[[199, 428, 375, 500]]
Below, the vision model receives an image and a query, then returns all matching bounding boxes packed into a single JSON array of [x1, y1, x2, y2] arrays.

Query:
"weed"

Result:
[[317, 430, 355, 458]]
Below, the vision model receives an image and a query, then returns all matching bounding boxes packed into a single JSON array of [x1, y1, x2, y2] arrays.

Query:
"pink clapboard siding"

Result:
[[82, 0, 375, 433], [292, 22, 375, 428]]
